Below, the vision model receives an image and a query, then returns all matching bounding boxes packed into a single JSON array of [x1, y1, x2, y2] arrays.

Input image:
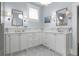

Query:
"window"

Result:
[[29, 7, 39, 20]]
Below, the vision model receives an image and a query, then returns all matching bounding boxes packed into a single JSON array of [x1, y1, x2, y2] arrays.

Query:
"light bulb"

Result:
[[59, 16, 63, 20], [18, 14, 23, 19], [7, 12, 11, 16]]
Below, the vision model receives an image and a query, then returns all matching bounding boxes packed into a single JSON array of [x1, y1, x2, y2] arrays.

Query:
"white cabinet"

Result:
[[25, 32, 41, 48], [5, 33, 21, 54], [21, 33, 31, 50], [55, 34, 66, 56], [21, 33, 27, 50], [5, 32, 42, 54], [5, 32, 68, 56], [10, 33, 20, 53], [21, 32, 41, 50], [43, 33, 55, 51], [26, 33, 34, 48], [43, 33, 67, 56], [32, 32, 41, 46], [47, 33, 56, 51]]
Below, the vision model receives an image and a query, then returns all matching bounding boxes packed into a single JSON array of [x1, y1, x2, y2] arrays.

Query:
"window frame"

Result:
[[28, 4, 39, 20]]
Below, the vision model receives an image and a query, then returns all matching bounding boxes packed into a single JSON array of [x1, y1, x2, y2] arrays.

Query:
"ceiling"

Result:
[[30, 2, 53, 6]]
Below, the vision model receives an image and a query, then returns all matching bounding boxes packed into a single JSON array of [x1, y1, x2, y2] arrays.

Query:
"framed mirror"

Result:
[[56, 8, 68, 26], [12, 9, 23, 26]]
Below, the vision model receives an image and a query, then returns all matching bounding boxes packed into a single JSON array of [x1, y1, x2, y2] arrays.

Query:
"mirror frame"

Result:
[[56, 8, 67, 26], [11, 9, 23, 26]]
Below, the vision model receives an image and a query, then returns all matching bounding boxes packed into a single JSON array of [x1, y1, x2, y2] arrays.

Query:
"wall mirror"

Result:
[[12, 9, 23, 26], [56, 8, 68, 26]]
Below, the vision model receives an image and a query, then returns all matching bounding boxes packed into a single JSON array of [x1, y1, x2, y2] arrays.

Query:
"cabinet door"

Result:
[[48, 33, 55, 51], [10, 33, 20, 53], [26, 33, 33, 48], [44, 33, 55, 51], [21, 32, 41, 50], [56, 34, 66, 55], [32, 33, 41, 46], [21, 33, 29, 50], [5, 34, 10, 54], [26, 33, 40, 48], [21, 33, 34, 49]]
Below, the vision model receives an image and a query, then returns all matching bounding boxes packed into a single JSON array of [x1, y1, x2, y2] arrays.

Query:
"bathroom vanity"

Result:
[[5, 28, 72, 56]]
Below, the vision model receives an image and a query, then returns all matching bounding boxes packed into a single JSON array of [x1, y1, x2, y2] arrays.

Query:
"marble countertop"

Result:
[[4, 26, 72, 34], [4, 31, 72, 34]]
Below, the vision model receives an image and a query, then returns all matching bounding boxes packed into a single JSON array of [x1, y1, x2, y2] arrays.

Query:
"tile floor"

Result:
[[7, 45, 60, 56]]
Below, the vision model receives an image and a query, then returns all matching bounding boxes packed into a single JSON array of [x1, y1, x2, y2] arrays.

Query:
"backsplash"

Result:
[[4, 26, 72, 33]]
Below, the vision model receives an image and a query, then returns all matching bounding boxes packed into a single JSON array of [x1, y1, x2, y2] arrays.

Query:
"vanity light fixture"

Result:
[[5, 12, 11, 21], [65, 8, 71, 16], [7, 12, 11, 16], [23, 16, 28, 22], [4, 11, 11, 16]]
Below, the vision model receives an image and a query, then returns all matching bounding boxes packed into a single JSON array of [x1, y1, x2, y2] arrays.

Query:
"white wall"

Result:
[[4, 2, 42, 28], [42, 2, 73, 28]]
